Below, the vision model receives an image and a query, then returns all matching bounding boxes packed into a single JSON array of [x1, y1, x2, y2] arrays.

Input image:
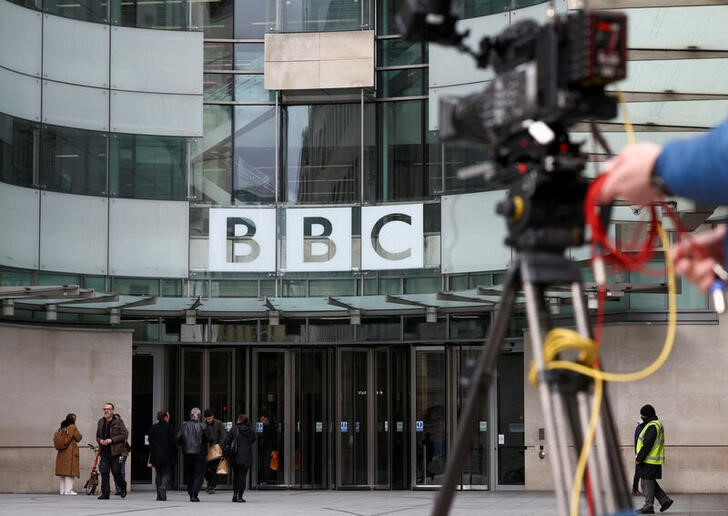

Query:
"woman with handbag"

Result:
[[54, 413, 82, 495], [148, 410, 176, 501], [222, 413, 256, 503]]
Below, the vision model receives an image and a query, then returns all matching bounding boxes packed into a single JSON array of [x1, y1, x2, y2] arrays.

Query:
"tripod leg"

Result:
[[431, 263, 520, 516]]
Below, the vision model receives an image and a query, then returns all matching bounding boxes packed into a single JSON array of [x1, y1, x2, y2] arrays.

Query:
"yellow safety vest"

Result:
[[636, 419, 665, 465]]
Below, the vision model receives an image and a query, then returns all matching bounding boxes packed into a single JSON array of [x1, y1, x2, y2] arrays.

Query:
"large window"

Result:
[[376, 100, 432, 201], [283, 104, 361, 204], [39, 124, 107, 196], [234, 105, 276, 203], [0, 113, 36, 188], [44, 0, 108, 23], [109, 134, 186, 200], [234, 0, 267, 38]]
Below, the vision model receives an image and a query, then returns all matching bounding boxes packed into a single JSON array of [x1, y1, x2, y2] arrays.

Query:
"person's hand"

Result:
[[671, 226, 727, 292], [597, 142, 663, 206]]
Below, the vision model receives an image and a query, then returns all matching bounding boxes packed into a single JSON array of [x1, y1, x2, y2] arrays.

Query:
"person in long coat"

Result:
[[222, 413, 256, 503], [54, 413, 82, 495], [148, 409, 177, 501]]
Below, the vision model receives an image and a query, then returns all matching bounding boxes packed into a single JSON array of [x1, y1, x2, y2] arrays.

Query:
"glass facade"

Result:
[[0, 113, 36, 188]]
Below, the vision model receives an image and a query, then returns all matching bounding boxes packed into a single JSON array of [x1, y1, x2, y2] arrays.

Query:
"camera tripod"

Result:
[[432, 249, 633, 515]]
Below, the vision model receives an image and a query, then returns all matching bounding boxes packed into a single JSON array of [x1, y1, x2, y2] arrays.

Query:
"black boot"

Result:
[[156, 487, 162, 501], [237, 492, 246, 503], [232, 491, 238, 503], [160, 487, 167, 501]]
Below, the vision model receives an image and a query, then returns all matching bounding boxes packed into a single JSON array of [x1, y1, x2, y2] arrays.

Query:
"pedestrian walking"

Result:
[[635, 404, 674, 514], [203, 408, 228, 494], [148, 409, 176, 501], [223, 413, 256, 503], [176, 407, 212, 502]]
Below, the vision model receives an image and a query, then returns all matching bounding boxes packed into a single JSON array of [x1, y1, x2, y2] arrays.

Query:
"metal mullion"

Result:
[[376, 64, 428, 71]]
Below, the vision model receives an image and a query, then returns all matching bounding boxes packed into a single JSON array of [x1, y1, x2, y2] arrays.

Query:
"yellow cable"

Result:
[[547, 223, 676, 383], [615, 87, 636, 145]]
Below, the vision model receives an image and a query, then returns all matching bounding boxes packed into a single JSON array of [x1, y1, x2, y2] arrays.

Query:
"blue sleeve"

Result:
[[656, 120, 728, 206]]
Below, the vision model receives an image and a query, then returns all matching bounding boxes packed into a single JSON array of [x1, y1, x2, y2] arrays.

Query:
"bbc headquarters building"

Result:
[[1, 0, 728, 496]]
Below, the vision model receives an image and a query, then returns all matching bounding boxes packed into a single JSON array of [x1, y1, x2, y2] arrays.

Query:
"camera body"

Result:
[[396, 3, 627, 251], [437, 11, 627, 150]]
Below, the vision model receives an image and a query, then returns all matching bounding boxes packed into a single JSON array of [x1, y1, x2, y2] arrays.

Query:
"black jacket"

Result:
[[223, 423, 256, 468], [148, 421, 176, 466], [176, 420, 212, 456]]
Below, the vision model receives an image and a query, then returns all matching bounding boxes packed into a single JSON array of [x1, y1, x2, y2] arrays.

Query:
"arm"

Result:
[[114, 417, 129, 443], [657, 121, 728, 205], [96, 421, 103, 446], [670, 225, 727, 292], [72, 425, 82, 443]]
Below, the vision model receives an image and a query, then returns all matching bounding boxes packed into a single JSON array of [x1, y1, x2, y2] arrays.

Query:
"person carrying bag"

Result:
[[222, 414, 255, 503]]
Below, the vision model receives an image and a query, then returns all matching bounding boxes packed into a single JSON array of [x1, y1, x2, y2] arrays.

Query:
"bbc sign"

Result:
[[208, 205, 424, 272]]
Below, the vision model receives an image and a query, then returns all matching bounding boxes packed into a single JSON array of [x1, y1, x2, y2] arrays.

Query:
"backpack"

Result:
[[53, 428, 71, 450]]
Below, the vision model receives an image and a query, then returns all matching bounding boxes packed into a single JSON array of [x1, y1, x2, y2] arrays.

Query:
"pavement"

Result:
[[0, 489, 727, 515]]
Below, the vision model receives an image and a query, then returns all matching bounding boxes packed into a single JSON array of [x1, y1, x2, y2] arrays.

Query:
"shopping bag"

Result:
[[216, 456, 229, 475], [206, 443, 223, 462], [270, 450, 279, 471]]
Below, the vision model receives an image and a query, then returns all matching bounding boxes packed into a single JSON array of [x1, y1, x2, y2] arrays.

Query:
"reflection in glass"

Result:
[[204, 43, 233, 70], [339, 350, 368, 486], [444, 145, 490, 194], [255, 352, 286, 486], [192, 105, 232, 204], [0, 113, 36, 188], [235, 44, 265, 71], [284, 104, 360, 204], [39, 124, 107, 196], [112, 277, 160, 295], [376, 0, 404, 36], [234, 75, 273, 102], [377, 68, 425, 98], [234, 0, 267, 38], [497, 352, 525, 485], [378, 38, 423, 67], [109, 134, 186, 200], [193, 0, 234, 37], [458, 346, 488, 487], [233, 106, 275, 203], [6, 0, 40, 9], [45, 0, 107, 23], [274, 0, 372, 32], [111, 0, 188, 29], [204, 74, 234, 101], [377, 100, 429, 201]]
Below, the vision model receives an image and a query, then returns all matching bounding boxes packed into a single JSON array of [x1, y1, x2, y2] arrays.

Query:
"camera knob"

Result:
[[496, 195, 524, 221]]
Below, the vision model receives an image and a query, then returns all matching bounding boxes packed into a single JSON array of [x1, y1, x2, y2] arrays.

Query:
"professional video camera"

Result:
[[397, 1, 627, 252]]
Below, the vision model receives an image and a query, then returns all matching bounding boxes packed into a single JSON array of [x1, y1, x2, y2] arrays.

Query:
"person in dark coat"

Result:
[[54, 413, 82, 495], [176, 407, 212, 502], [148, 410, 176, 501], [222, 413, 256, 503], [635, 404, 674, 514], [95, 403, 128, 499]]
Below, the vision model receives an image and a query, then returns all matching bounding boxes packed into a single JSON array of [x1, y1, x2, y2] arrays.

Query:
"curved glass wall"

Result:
[[1, 113, 192, 200]]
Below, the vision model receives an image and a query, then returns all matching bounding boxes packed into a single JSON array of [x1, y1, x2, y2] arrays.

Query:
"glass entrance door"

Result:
[[293, 348, 332, 488], [456, 345, 489, 489], [497, 351, 525, 486], [253, 350, 287, 487], [337, 349, 370, 487], [179, 348, 235, 489], [414, 347, 448, 487]]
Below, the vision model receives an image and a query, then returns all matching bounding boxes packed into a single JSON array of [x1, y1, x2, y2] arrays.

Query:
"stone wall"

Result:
[[0, 323, 132, 493], [524, 318, 728, 493]]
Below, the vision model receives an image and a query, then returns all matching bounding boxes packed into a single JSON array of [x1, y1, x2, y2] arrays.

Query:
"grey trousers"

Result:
[[641, 478, 670, 509]]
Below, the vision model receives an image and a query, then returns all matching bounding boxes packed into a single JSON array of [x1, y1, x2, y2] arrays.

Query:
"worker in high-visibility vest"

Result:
[[635, 404, 674, 514]]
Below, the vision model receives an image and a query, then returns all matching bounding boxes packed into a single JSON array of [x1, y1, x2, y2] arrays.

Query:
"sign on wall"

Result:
[[207, 204, 425, 272], [361, 204, 423, 270]]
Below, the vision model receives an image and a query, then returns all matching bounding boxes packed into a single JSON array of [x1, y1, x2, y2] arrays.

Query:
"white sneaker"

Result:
[[65, 491, 78, 496]]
